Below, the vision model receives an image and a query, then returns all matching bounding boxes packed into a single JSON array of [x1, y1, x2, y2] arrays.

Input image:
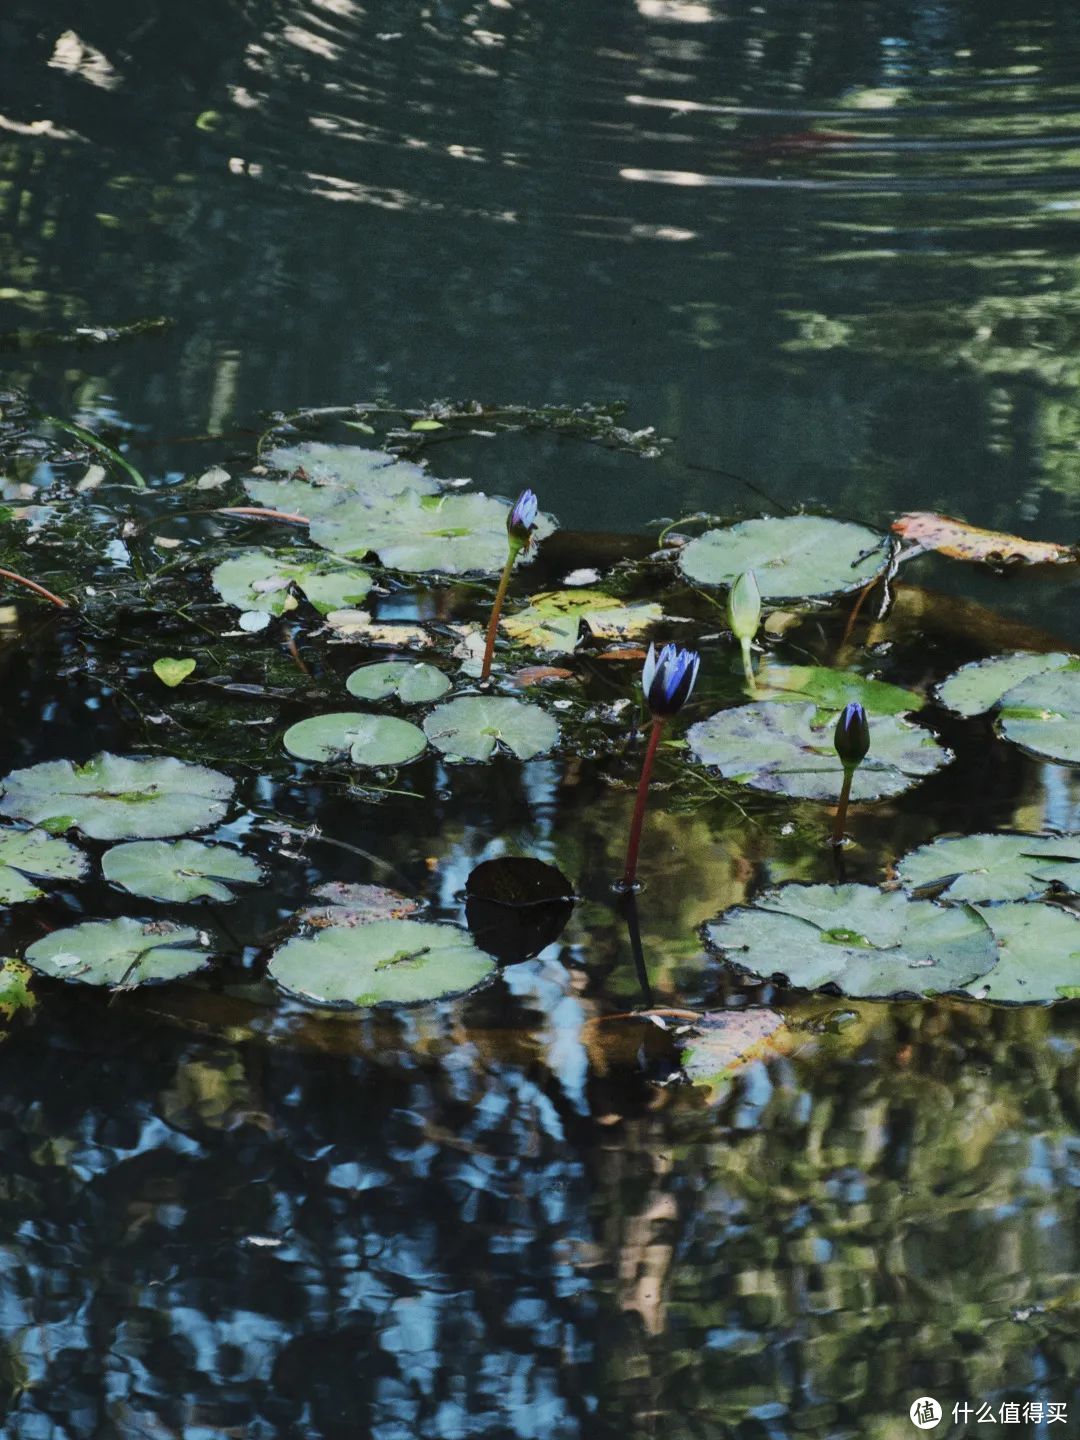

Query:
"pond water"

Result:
[[3, 2, 1080, 1436]]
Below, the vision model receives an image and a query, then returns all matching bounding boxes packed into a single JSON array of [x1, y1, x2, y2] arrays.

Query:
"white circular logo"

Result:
[[909, 1398, 943, 1430]]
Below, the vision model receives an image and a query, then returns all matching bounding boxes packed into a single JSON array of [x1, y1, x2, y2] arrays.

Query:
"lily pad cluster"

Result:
[[936, 651, 1080, 765], [245, 443, 554, 575]]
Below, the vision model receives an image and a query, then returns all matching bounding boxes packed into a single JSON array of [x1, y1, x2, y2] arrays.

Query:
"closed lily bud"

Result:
[[834, 701, 870, 769], [643, 642, 700, 717], [507, 489, 539, 547], [727, 571, 761, 643]]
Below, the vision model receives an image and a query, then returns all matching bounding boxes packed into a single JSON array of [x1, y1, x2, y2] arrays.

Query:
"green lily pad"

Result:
[[757, 664, 920, 717], [310, 490, 555, 575], [0, 754, 235, 840], [935, 651, 1073, 718], [211, 548, 372, 616], [345, 661, 451, 705], [283, 712, 426, 766], [0, 829, 88, 905], [976, 903, 1080, 1003], [501, 590, 663, 654], [268, 918, 495, 1008], [706, 884, 996, 998], [247, 442, 438, 519], [997, 662, 1080, 764], [153, 657, 196, 688], [25, 917, 213, 989], [687, 701, 949, 800], [679, 516, 888, 600], [897, 833, 1080, 903], [422, 696, 560, 762], [102, 840, 263, 903]]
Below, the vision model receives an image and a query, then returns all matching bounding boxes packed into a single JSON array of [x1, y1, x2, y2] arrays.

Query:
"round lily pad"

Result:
[[757, 664, 920, 717], [977, 903, 1080, 1003], [896, 833, 1080, 903], [346, 661, 451, 705], [679, 516, 888, 600], [310, 490, 555, 575], [0, 754, 235, 841], [687, 701, 949, 800], [212, 548, 372, 616], [268, 918, 495, 1008], [283, 712, 426, 766], [102, 840, 263, 903], [997, 662, 1080, 764], [25, 917, 213, 989], [706, 884, 997, 998], [935, 651, 1073, 718], [423, 697, 560, 762], [0, 829, 88, 905]]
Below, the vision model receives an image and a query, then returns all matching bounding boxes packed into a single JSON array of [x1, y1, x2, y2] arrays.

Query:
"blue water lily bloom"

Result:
[[507, 489, 539, 545], [834, 701, 871, 768], [643, 642, 700, 717]]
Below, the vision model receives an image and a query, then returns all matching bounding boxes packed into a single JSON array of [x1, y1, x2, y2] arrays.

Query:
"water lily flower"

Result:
[[507, 488, 539, 546], [642, 642, 700, 717], [832, 701, 870, 845], [727, 571, 760, 693], [622, 643, 701, 890], [481, 489, 542, 682]]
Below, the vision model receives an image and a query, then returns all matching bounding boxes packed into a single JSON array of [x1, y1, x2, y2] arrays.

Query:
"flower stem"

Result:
[[480, 543, 518, 682], [832, 765, 854, 846], [739, 637, 757, 694], [622, 717, 666, 890]]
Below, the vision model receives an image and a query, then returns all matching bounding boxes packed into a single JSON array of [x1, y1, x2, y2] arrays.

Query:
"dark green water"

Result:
[[2, 2, 1080, 1436]]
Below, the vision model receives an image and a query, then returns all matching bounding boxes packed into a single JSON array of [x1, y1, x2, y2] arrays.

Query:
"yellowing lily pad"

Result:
[[501, 590, 663, 654]]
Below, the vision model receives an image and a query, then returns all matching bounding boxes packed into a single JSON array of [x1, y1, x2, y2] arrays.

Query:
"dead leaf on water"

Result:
[[892, 512, 1077, 567]]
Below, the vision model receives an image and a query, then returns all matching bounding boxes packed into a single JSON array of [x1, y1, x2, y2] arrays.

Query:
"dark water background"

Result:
[[3, 1, 1080, 1436]]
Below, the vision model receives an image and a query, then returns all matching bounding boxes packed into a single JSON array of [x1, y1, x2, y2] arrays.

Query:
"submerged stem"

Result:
[[832, 765, 854, 846], [622, 717, 666, 890], [479, 543, 519, 682]]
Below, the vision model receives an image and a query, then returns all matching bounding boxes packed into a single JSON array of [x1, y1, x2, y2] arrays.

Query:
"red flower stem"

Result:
[[480, 544, 518, 682], [622, 717, 666, 890], [832, 766, 854, 845]]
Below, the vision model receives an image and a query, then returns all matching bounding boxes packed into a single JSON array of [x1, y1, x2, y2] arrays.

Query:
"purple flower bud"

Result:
[[507, 489, 539, 545], [643, 642, 700, 717], [834, 701, 870, 768]]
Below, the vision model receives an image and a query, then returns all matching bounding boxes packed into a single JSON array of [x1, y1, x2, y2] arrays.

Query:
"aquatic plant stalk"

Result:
[[621, 716, 666, 891], [0, 567, 68, 609], [43, 415, 147, 489], [832, 765, 855, 846], [480, 540, 521, 682], [727, 571, 761, 695]]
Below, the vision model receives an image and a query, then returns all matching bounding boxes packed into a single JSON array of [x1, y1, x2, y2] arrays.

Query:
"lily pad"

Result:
[[757, 664, 920, 717], [681, 1009, 796, 1094], [897, 833, 1080, 903], [299, 883, 424, 929], [501, 590, 663, 654], [153, 657, 196, 688], [283, 712, 426, 766], [25, 917, 213, 989], [211, 548, 372, 616], [423, 697, 559, 762], [0, 829, 88, 905], [706, 884, 996, 998], [0, 754, 235, 840], [309, 490, 555, 575], [247, 442, 438, 519], [268, 918, 495, 1008], [679, 516, 888, 600], [345, 661, 451, 704], [976, 903, 1080, 1003], [935, 651, 1073, 718], [102, 840, 263, 903], [687, 701, 949, 800], [997, 662, 1080, 764]]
